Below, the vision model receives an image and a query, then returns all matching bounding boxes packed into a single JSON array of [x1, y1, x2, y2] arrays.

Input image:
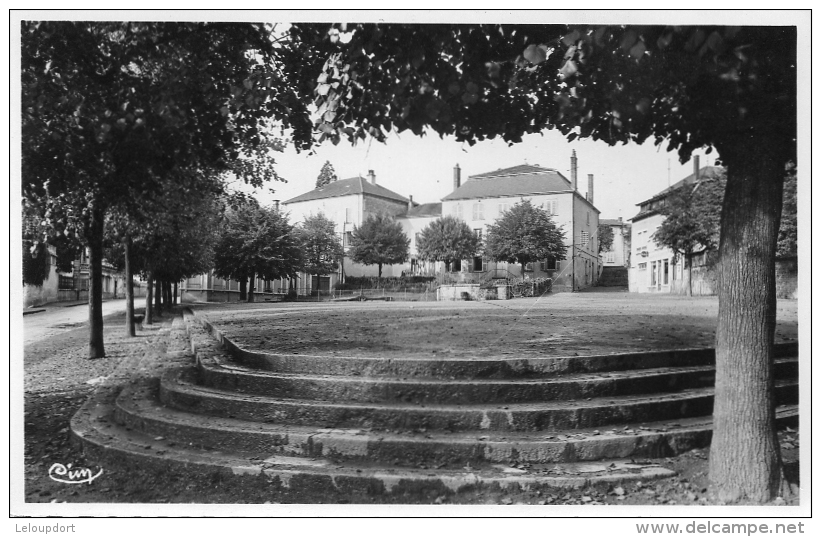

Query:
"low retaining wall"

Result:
[[436, 284, 511, 301]]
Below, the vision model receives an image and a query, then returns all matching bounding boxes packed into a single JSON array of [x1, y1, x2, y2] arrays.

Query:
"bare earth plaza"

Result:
[[16, 12, 808, 524]]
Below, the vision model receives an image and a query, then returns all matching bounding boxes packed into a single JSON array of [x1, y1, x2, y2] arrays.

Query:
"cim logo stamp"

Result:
[[48, 462, 103, 485]]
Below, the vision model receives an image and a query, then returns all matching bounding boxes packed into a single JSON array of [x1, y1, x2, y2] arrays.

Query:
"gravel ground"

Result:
[[20, 293, 801, 507]]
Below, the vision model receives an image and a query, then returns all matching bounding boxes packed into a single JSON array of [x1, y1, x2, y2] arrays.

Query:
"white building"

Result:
[[599, 218, 631, 267], [629, 158, 724, 293], [421, 153, 600, 291], [282, 170, 411, 292]]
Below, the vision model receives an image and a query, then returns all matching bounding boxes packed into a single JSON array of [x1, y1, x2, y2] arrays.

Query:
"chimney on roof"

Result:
[[408, 195, 413, 210], [453, 164, 461, 190], [571, 150, 578, 191], [273, 200, 280, 214], [587, 174, 594, 204], [368, 169, 376, 184], [693, 155, 700, 181]]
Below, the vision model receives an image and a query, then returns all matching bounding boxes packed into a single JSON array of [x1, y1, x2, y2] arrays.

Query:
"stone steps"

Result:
[[115, 376, 799, 467], [74, 386, 679, 496], [160, 365, 798, 432], [69, 309, 800, 500], [599, 267, 629, 287], [196, 350, 798, 405]]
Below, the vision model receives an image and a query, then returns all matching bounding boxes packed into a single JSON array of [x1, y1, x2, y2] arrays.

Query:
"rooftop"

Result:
[[442, 164, 574, 201], [283, 176, 409, 205], [403, 202, 442, 218], [600, 218, 629, 227], [630, 166, 725, 222]]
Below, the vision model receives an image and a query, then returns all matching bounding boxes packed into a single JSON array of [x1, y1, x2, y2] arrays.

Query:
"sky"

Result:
[[243, 128, 718, 222]]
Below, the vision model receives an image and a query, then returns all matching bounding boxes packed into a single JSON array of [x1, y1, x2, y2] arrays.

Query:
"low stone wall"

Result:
[[437, 284, 480, 301], [437, 284, 511, 301]]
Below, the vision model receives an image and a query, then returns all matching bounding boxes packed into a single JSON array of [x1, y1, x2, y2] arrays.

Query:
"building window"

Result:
[[540, 256, 558, 271], [581, 231, 590, 248], [344, 231, 353, 247], [498, 202, 509, 215], [650, 261, 657, 286], [345, 207, 352, 223], [605, 251, 615, 264], [474, 228, 482, 241], [541, 200, 558, 216], [451, 259, 462, 272], [455, 204, 463, 219], [472, 202, 484, 220], [472, 257, 484, 272], [638, 262, 647, 270], [663, 259, 670, 285]]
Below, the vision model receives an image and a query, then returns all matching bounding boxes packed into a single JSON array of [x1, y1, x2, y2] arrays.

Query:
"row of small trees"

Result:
[[348, 199, 569, 280]]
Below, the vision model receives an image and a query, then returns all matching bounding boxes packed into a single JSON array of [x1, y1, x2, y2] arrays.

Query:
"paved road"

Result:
[[22, 298, 148, 346]]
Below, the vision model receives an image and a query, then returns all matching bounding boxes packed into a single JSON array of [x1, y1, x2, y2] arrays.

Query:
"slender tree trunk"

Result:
[[145, 272, 154, 325], [378, 263, 382, 283], [124, 235, 135, 337], [687, 252, 693, 297], [87, 206, 106, 358], [247, 271, 255, 303], [173, 281, 178, 305], [154, 278, 162, 316], [239, 278, 247, 301], [164, 281, 172, 308], [709, 150, 786, 502]]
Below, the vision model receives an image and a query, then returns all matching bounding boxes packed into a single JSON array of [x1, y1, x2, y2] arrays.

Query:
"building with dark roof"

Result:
[[283, 170, 413, 292], [629, 157, 724, 294]]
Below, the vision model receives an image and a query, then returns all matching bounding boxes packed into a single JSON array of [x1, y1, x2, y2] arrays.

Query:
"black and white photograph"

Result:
[[11, 7, 811, 530]]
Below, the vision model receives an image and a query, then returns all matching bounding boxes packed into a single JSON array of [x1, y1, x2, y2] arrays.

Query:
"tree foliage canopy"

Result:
[[22, 22, 312, 241], [348, 213, 410, 279], [213, 200, 302, 286], [597, 224, 614, 255], [415, 215, 481, 269], [484, 199, 567, 274], [316, 160, 339, 187], [291, 24, 795, 167], [653, 172, 727, 263], [299, 213, 343, 277]]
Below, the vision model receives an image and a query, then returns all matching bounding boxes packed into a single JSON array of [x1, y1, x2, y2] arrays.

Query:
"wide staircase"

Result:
[[598, 266, 629, 288], [71, 310, 798, 501]]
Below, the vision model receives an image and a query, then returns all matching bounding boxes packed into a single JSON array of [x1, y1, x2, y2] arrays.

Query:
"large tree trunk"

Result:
[[124, 235, 135, 337], [145, 272, 154, 325], [87, 206, 106, 358], [239, 278, 247, 301], [247, 271, 255, 303], [709, 151, 786, 502]]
